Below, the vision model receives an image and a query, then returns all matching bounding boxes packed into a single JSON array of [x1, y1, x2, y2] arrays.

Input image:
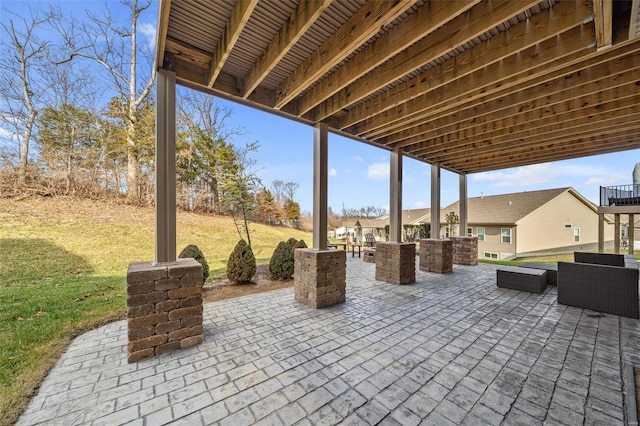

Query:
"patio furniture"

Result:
[[363, 248, 376, 263], [327, 241, 347, 250], [364, 233, 376, 248], [350, 244, 361, 258], [496, 266, 547, 293], [363, 233, 376, 262], [557, 252, 639, 319], [520, 262, 558, 285]]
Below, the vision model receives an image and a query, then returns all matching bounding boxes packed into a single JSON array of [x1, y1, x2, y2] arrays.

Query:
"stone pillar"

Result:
[[375, 242, 415, 284], [294, 249, 346, 308], [450, 236, 478, 265], [126, 258, 203, 363], [419, 239, 453, 273]]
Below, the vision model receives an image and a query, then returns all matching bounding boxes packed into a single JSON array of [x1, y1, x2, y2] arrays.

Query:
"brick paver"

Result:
[[17, 257, 640, 425]]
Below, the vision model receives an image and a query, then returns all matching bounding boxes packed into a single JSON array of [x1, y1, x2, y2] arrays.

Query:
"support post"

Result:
[[389, 150, 402, 243], [155, 69, 177, 264], [598, 213, 605, 253], [431, 164, 441, 238], [629, 214, 635, 255], [313, 123, 328, 250], [614, 214, 620, 254], [459, 173, 468, 237]]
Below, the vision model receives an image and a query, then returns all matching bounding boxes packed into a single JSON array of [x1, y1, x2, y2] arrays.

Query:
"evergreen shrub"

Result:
[[226, 240, 256, 284], [178, 244, 209, 281]]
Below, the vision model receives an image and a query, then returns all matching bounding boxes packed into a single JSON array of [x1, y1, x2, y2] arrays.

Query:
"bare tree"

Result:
[[55, 0, 156, 201], [177, 92, 244, 212], [0, 7, 55, 186], [284, 181, 299, 202]]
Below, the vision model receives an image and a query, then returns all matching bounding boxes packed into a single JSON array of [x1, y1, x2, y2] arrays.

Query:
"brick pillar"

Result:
[[294, 248, 346, 308], [419, 239, 453, 273], [126, 258, 203, 363], [375, 242, 415, 284], [450, 236, 478, 265]]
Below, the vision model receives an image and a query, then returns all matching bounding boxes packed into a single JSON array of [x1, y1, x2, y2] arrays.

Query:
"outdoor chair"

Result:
[[557, 252, 639, 319], [364, 233, 376, 248]]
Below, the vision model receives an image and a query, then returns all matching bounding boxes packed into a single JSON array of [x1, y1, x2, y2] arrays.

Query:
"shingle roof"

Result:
[[442, 188, 570, 225]]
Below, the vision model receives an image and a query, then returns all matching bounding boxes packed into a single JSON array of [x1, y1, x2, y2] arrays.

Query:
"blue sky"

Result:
[[2, 0, 639, 214]]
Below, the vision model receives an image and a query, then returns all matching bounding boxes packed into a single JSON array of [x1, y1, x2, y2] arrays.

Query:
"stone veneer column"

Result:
[[419, 239, 453, 273], [126, 258, 203, 363], [375, 242, 416, 284], [450, 236, 478, 265], [294, 248, 346, 308]]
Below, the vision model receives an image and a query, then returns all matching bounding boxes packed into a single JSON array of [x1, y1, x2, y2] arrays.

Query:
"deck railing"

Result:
[[600, 184, 640, 206]]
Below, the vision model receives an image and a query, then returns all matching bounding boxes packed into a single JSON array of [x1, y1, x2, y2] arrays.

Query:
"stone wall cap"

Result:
[[127, 262, 168, 282]]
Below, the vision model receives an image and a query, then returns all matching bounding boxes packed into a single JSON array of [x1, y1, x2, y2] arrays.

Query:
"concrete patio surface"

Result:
[[17, 257, 640, 425]]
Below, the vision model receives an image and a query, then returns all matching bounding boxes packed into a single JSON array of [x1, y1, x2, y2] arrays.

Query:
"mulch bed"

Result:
[[203, 264, 293, 302]]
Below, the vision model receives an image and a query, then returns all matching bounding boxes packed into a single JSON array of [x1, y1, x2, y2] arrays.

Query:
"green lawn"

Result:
[[0, 197, 311, 425]]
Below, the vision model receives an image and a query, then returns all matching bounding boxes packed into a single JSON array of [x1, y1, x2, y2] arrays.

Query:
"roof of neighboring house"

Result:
[[442, 187, 575, 225]]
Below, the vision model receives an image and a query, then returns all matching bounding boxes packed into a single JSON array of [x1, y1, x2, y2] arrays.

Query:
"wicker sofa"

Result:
[[557, 252, 639, 319]]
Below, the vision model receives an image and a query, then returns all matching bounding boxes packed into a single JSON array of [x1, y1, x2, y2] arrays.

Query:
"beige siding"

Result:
[[516, 191, 614, 254], [470, 225, 516, 260]]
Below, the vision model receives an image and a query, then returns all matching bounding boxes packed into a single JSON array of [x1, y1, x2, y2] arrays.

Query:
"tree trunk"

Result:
[[126, 117, 139, 201], [18, 113, 36, 186]]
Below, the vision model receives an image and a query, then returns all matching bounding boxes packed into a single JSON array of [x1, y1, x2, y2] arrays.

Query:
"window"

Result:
[[477, 227, 485, 242], [467, 227, 473, 237], [574, 227, 580, 242], [484, 252, 498, 259], [501, 228, 512, 244], [564, 223, 572, 229], [445, 227, 450, 238]]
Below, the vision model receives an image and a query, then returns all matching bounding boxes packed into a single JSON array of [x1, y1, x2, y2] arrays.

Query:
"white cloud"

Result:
[[354, 155, 363, 162], [414, 201, 427, 208], [329, 168, 337, 176], [139, 22, 157, 51], [367, 162, 389, 180], [0, 127, 16, 142]]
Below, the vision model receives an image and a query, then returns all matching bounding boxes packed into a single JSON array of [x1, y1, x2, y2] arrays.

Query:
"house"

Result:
[[340, 208, 431, 242], [440, 187, 615, 260]]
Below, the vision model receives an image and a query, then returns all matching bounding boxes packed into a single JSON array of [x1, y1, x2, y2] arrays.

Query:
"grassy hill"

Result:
[[0, 197, 311, 425]]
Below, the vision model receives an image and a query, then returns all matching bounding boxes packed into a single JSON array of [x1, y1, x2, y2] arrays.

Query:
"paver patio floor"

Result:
[[18, 257, 640, 425]]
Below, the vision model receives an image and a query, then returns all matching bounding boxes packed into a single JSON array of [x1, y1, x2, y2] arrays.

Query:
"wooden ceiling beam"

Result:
[[415, 110, 640, 161], [385, 59, 640, 149], [353, 24, 596, 139], [207, 0, 259, 87], [314, 0, 546, 121], [242, 0, 332, 98], [341, 0, 592, 131], [426, 84, 640, 151], [274, 0, 417, 109], [592, 0, 613, 48], [155, 0, 172, 70], [443, 129, 640, 173], [298, 0, 483, 116], [363, 34, 640, 142]]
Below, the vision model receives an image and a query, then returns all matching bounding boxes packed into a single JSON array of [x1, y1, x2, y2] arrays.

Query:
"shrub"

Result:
[[269, 241, 290, 280], [293, 239, 307, 250], [178, 244, 209, 281], [226, 240, 256, 284]]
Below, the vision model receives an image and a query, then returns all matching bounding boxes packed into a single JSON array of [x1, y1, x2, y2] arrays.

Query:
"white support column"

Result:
[[431, 164, 441, 238], [459, 173, 468, 237], [389, 150, 402, 243], [155, 69, 177, 264], [598, 213, 605, 253], [629, 214, 635, 255], [614, 214, 620, 254], [313, 123, 328, 250]]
